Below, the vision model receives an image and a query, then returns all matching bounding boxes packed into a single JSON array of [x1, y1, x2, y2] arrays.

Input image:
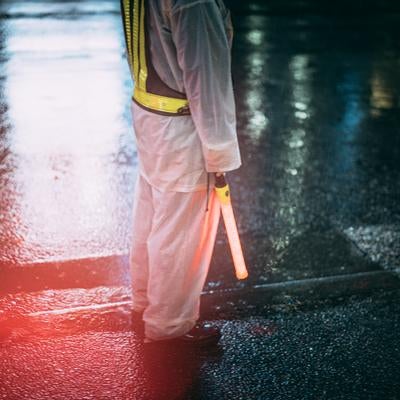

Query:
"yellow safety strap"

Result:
[[134, 87, 189, 114], [123, 0, 189, 114]]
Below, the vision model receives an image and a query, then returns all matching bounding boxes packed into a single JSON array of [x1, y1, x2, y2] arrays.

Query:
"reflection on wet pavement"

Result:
[[230, 7, 400, 287], [0, 1, 399, 289], [0, 0, 135, 266]]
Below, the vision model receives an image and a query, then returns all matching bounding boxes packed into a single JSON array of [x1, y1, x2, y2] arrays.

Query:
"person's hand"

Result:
[[214, 172, 227, 188]]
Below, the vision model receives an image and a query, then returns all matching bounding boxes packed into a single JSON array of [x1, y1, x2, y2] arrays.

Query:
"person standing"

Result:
[[121, 0, 241, 344]]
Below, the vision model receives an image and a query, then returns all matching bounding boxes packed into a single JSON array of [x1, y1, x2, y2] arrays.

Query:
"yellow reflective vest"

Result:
[[120, 0, 190, 115]]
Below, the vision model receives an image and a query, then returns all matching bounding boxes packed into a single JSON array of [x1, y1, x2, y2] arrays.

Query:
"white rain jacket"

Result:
[[131, 0, 242, 192]]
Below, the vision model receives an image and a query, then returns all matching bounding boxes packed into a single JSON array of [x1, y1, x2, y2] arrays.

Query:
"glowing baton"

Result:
[[214, 174, 249, 280]]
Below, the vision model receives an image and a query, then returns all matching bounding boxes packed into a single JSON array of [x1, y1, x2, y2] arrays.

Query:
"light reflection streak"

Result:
[[289, 55, 311, 123], [334, 71, 365, 175], [370, 68, 395, 116], [247, 30, 263, 46], [277, 54, 312, 229], [286, 54, 311, 176], [244, 17, 269, 143], [2, 2, 117, 17], [2, 13, 135, 263]]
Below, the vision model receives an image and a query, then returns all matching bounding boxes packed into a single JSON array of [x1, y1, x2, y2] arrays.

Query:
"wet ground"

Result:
[[0, 1, 400, 398], [1, 288, 400, 400], [0, 0, 399, 293]]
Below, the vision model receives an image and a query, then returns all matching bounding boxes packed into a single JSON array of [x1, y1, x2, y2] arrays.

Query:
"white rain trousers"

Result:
[[130, 174, 220, 340], [129, 0, 241, 340]]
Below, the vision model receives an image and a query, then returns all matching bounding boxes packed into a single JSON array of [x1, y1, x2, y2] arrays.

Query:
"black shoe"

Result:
[[145, 322, 221, 347], [179, 322, 221, 346]]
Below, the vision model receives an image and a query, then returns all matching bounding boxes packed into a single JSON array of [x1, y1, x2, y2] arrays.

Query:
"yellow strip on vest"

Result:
[[129, 0, 189, 114], [133, 0, 140, 86], [122, 0, 133, 75], [138, 0, 147, 90], [133, 87, 189, 114]]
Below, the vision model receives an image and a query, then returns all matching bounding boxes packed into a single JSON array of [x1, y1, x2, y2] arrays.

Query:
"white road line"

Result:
[[29, 300, 131, 317]]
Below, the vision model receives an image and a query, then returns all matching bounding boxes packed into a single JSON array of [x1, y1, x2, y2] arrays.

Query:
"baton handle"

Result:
[[214, 174, 249, 280]]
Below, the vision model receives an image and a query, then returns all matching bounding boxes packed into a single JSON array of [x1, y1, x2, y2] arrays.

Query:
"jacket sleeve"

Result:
[[170, 0, 242, 173]]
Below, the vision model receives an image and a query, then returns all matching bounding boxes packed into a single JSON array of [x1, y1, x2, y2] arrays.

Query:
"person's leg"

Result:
[[130, 174, 154, 312], [144, 187, 220, 341]]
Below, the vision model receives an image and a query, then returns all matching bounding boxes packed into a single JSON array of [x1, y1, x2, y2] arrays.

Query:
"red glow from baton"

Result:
[[215, 175, 248, 280]]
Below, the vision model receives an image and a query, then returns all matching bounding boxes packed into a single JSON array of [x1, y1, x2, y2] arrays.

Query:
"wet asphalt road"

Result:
[[1, 289, 400, 400], [0, 0, 399, 291], [1, 1, 400, 399]]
